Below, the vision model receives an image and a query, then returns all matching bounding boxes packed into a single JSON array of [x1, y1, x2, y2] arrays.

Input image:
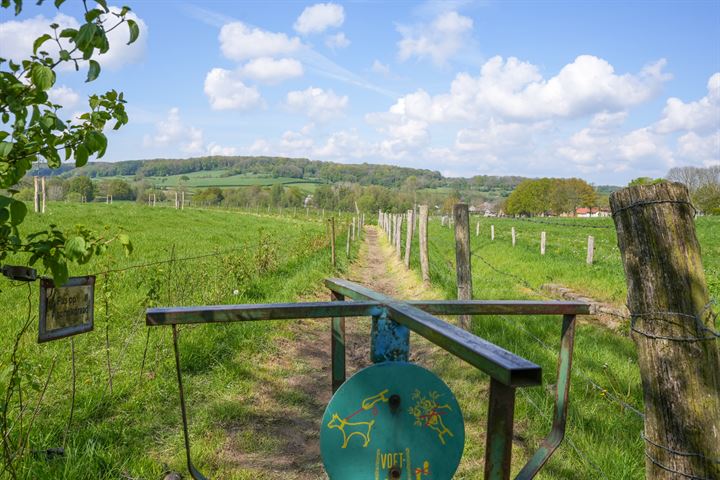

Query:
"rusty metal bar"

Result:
[[515, 314, 578, 479], [330, 291, 346, 393], [485, 378, 516, 480], [146, 301, 383, 326], [147, 300, 589, 327], [408, 300, 589, 316], [172, 325, 208, 480], [325, 278, 542, 387]]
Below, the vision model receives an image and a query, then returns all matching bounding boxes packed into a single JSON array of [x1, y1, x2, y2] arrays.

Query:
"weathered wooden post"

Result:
[[453, 203, 472, 330], [611, 182, 720, 480], [586, 235, 594, 265], [419, 205, 430, 283], [541, 231, 546, 255], [346, 222, 351, 257], [395, 213, 402, 260], [33, 176, 39, 213], [41, 176, 46, 213], [476, 221, 480, 237], [181, 191, 185, 210], [330, 217, 336, 268], [491, 224, 495, 241], [404, 209, 414, 268], [351, 217, 356, 241], [511, 227, 516, 247]]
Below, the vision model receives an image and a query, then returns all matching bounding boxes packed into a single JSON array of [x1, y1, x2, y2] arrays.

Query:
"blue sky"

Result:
[[1, 1, 719, 185]]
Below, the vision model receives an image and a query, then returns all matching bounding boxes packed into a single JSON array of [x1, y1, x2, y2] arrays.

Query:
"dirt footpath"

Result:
[[219, 226, 488, 479]]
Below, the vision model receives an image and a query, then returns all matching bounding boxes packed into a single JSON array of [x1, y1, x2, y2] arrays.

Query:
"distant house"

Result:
[[576, 207, 611, 217]]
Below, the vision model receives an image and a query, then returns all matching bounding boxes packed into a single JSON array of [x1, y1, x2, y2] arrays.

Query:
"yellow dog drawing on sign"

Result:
[[327, 389, 389, 448]]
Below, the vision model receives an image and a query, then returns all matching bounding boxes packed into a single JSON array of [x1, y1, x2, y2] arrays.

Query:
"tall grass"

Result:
[[0, 202, 357, 479], [402, 215, 719, 479]]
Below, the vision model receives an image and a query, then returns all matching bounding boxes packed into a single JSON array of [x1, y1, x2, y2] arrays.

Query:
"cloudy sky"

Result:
[[1, 1, 718, 184]]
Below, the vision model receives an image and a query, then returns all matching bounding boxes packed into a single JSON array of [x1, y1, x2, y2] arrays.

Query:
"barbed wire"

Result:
[[501, 217, 613, 229]]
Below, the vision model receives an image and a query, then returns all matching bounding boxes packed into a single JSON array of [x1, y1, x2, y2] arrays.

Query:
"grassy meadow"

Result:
[[0, 202, 357, 479], [400, 214, 719, 479], [99, 170, 323, 192]]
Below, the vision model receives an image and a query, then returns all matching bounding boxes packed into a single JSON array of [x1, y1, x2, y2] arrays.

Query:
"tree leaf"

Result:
[[58, 28, 77, 39], [9, 199, 27, 226], [86, 59, 100, 82], [75, 144, 89, 167], [48, 258, 69, 286], [126, 19, 139, 45], [64, 236, 87, 262], [33, 34, 52, 55], [118, 233, 133, 256], [0, 142, 12, 158], [84, 8, 102, 23], [94, 0, 108, 11], [31, 64, 54, 91], [75, 23, 98, 52]]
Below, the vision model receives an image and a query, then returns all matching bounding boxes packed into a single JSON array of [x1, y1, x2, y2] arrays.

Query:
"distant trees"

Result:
[[194, 187, 224, 205], [505, 178, 595, 216], [666, 166, 720, 214], [628, 177, 665, 186], [68, 176, 95, 201]]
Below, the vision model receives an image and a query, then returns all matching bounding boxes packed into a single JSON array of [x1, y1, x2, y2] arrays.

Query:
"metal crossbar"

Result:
[[145, 278, 589, 480]]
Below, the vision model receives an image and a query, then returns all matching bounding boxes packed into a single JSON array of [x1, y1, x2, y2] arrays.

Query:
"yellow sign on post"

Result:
[[38, 276, 95, 343]]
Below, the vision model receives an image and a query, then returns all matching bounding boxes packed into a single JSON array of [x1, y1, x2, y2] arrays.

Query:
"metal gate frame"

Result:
[[146, 278, 589, 479]]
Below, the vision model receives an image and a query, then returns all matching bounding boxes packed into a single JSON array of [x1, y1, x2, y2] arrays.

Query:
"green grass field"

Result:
[[98, 171, 323, 192], [0, 203, 356, 479], [400, 214, 719, 479]]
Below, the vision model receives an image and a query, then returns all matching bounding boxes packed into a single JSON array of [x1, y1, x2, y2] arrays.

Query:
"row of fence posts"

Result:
[[474, 221, 596, 264], [378, 205, 431, 283], [328, 213, 364, 267]]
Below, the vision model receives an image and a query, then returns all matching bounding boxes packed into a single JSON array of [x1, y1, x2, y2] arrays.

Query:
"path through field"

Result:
[[215, 226, 476, 479]]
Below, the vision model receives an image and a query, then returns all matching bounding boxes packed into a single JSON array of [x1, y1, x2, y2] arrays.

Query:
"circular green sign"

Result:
[[320, 362, 465, 480]]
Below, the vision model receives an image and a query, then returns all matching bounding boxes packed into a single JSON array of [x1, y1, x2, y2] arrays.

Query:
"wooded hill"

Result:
[[54, 155, 528, 192]]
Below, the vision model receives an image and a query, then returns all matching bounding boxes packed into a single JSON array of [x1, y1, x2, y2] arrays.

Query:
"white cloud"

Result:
[[97, 7, 148, 70], [0, 10, 146, 71], [207, 142, 237, 156], [286, 87, 348, 121], [376, 55, 670, 126], [239, 57, 303, 84], [397, 11, 473, 66], [676, 131, 720, 165], [48, 85, 80, 109], [325, 32, 350, 50], [590, 110, 628, 129], [143, 108, 235, 156], [294, 3, 345, 35], [219, 21, 302, 61], [0, 13, 79, 63], [371, 60, 391, 76], [655, 72, 720, 134], [204, 68, 263, 110]]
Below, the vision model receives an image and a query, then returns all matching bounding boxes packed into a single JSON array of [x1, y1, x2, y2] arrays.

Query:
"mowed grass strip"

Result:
[[0, 202, 358, 479]]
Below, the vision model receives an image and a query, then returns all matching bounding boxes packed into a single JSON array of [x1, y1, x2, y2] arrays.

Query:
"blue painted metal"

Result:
[[371, 308, 410, 364], [320, 362, 464, 480]]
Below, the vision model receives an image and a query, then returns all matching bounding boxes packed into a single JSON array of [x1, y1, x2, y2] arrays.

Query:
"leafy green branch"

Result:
[[0, 0, 137, 284]]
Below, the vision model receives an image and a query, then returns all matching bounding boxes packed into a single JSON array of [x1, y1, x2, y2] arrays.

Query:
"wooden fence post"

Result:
[[181, 191, 185, 210], [453, 203, 472, 330], [395, 214, 402, 260], [586, 236, 594, 265], [330, 217, 336, 267], [346, 222, 351, 257], [404, 209, 414, 268], [491, 224, 495, 241], [33, 176, 39, 213], [541, 231, 546, 255], [611, 182, 720, 480], [511, 227, 516, 247], [419, 205, 430, 283], [41, 176, 46, 213], [351, 217, 356, 241], [476, 221, 480, 237]]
